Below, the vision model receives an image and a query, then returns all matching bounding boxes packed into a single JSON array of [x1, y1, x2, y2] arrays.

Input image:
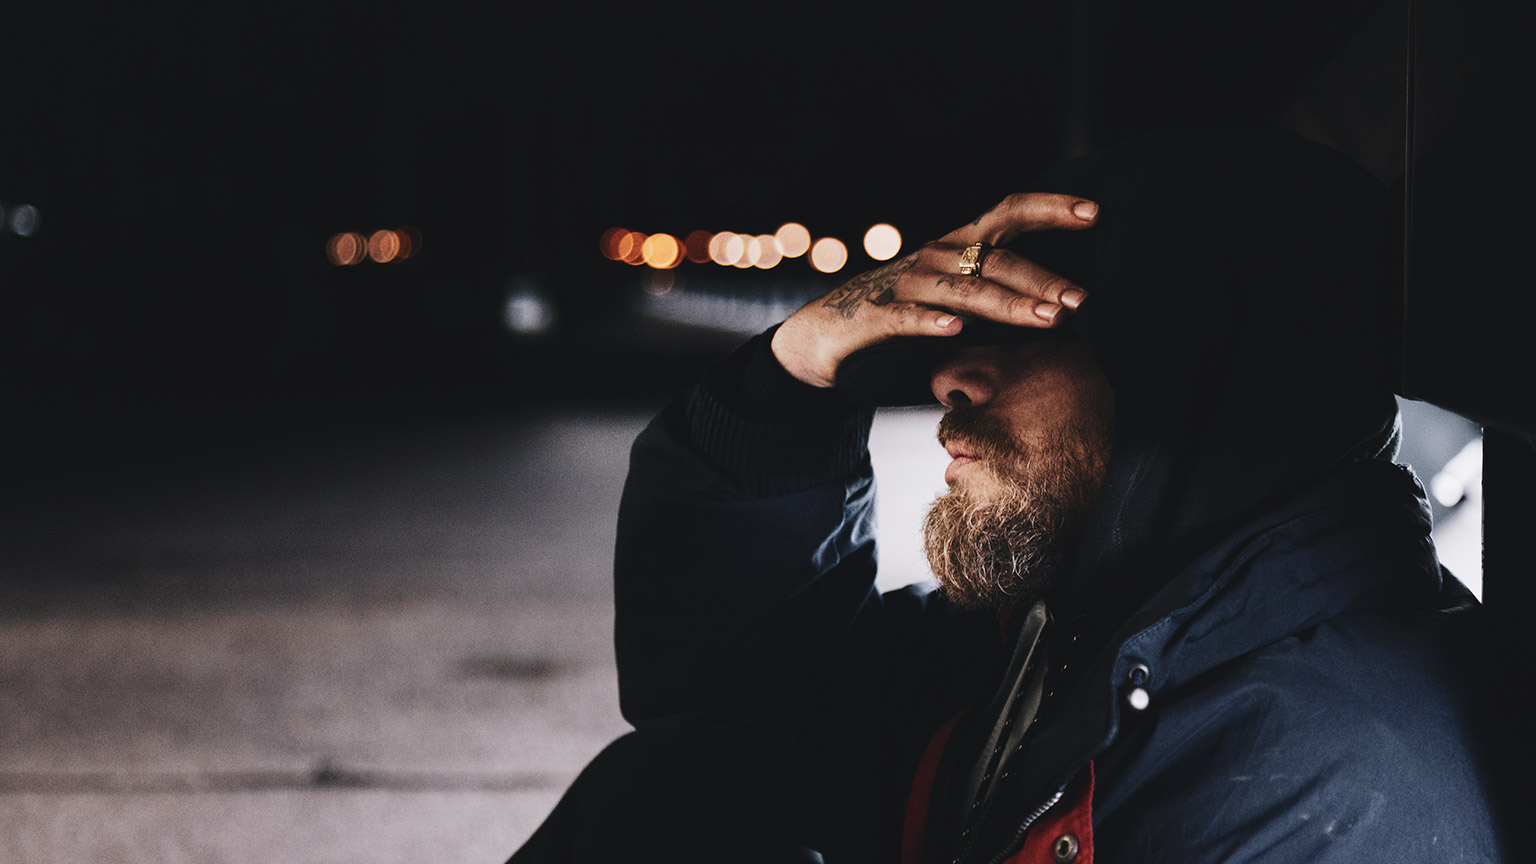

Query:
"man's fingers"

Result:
[[983, 193, 1099, 244], [907, 246, 1086, 326], [948, 192, 1098, 247], [966, 248, 1088, 310], [876, 302, 965, 339], [965, 285, 1067, 328], [899, 272, 1066, 329]]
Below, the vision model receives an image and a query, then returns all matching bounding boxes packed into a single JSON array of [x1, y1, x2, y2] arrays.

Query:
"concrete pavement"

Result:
[[0, 411, 644, 864]]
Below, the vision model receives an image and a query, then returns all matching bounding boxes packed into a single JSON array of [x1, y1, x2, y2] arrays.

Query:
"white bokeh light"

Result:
[[708, 232, 736, 266], [863, 223, 901, 261], [11, 204, 39, 237], [503, 281, 556, 335], [753, 234, 783, 269], [809, 237, 848, 273], [775, 222, 811, 258]]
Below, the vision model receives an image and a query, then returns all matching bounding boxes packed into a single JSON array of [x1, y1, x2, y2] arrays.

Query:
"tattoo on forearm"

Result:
[[821, 254, 918, 319]]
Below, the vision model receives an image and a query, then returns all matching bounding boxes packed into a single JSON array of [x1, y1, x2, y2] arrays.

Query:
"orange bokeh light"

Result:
[[394, 227, 417, 260], [617, 231, 647, 265], [641, 233, 682, 269], [684, 230, 713, 263], [326, 232, 366, 266], [600, 227, 629, 260], [368, 229, 401, 263], [810, 237, 849, 273]]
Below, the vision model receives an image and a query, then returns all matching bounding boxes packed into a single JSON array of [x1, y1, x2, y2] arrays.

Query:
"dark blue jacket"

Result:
[[614, 385, 1500, 863], [612, 128, 1503, 862]]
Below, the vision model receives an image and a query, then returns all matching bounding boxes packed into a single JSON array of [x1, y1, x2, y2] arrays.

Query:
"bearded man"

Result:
[[511, 127, 1501, 863], [920, 342, 1114, 611]]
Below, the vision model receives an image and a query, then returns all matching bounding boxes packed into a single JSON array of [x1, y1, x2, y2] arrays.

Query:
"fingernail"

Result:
[[936, 315, 956, 328], [1060, 288, 1087, 309], [1073, 201, 1098, 220], [1037, 303, 1061, 321]]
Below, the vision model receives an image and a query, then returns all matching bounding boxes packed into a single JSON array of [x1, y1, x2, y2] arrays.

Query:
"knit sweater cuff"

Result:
[[687, 327, 875, 495]]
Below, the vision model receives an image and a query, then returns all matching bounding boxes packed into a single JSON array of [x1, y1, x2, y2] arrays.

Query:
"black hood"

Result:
[[1031, 127, 1399, 635], [852, 126, 1402, 638]]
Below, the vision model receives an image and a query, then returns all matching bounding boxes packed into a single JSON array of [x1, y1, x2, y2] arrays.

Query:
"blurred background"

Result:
[[0, 2, 1507, 861]]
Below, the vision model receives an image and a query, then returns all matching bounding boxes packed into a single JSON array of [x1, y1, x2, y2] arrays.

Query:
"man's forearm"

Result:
[[612, 330, 880, 733]]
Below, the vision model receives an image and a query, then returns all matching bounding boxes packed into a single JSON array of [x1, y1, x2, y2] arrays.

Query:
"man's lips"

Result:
[[943, 441, 979, 485], [944, 455, 977, 485]]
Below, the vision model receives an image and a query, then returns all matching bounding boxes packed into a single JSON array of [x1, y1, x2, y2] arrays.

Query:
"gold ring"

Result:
[[958, 242, 990, 277]]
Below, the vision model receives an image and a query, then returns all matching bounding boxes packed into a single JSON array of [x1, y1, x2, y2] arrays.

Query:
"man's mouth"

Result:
[[938, 410, 1019, 486], [943, 441, 979, 485]]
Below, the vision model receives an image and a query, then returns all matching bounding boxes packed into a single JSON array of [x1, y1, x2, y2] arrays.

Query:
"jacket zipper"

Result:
[[974, 785, 1066, 864]]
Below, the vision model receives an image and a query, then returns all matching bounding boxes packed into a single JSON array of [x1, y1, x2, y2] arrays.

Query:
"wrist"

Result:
[[690, 327, 874, 494], [770, 317, 836, 388]]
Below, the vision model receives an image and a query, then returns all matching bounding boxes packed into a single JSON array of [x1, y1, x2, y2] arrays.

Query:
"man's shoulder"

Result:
[[1176, 598, 1484, 743], [1093, 599, 1499, 861]]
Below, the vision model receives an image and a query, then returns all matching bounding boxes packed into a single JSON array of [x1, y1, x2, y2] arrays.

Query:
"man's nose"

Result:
[[930, 349, 998, 408]]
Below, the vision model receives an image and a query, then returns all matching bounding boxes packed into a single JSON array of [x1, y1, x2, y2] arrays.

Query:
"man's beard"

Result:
[[922, 409, 1110, 611]]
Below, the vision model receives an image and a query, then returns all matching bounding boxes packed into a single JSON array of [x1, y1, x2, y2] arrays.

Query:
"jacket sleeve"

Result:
[[613, 329, 885, 739], [610, 331, 1013, 860]]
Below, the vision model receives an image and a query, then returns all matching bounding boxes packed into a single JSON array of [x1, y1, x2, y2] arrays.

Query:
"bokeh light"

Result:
[[775, 222, 811, 258], [708, 231, 737, 265], [614, 231, 638, 262], [10, 204, 39, 238], [734, 237, 758, 268], [367, 229, 401, 263], [743, 236, 765, 267], [618, 231, 647, 265], [753, 234, 783, 269], [810, 237, 848, 273], [641, 233, 682, 269], [645, 271, 677, 296], [600, 227, 629, 260], [504, 287, 556, 335], [723, 233, 747, 267], [395, 226, 419, 260], [399, 222, 423, 256], [326, 232, 367, 266], [684, 230, 712, 264], [863, 223, 901, 261]]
